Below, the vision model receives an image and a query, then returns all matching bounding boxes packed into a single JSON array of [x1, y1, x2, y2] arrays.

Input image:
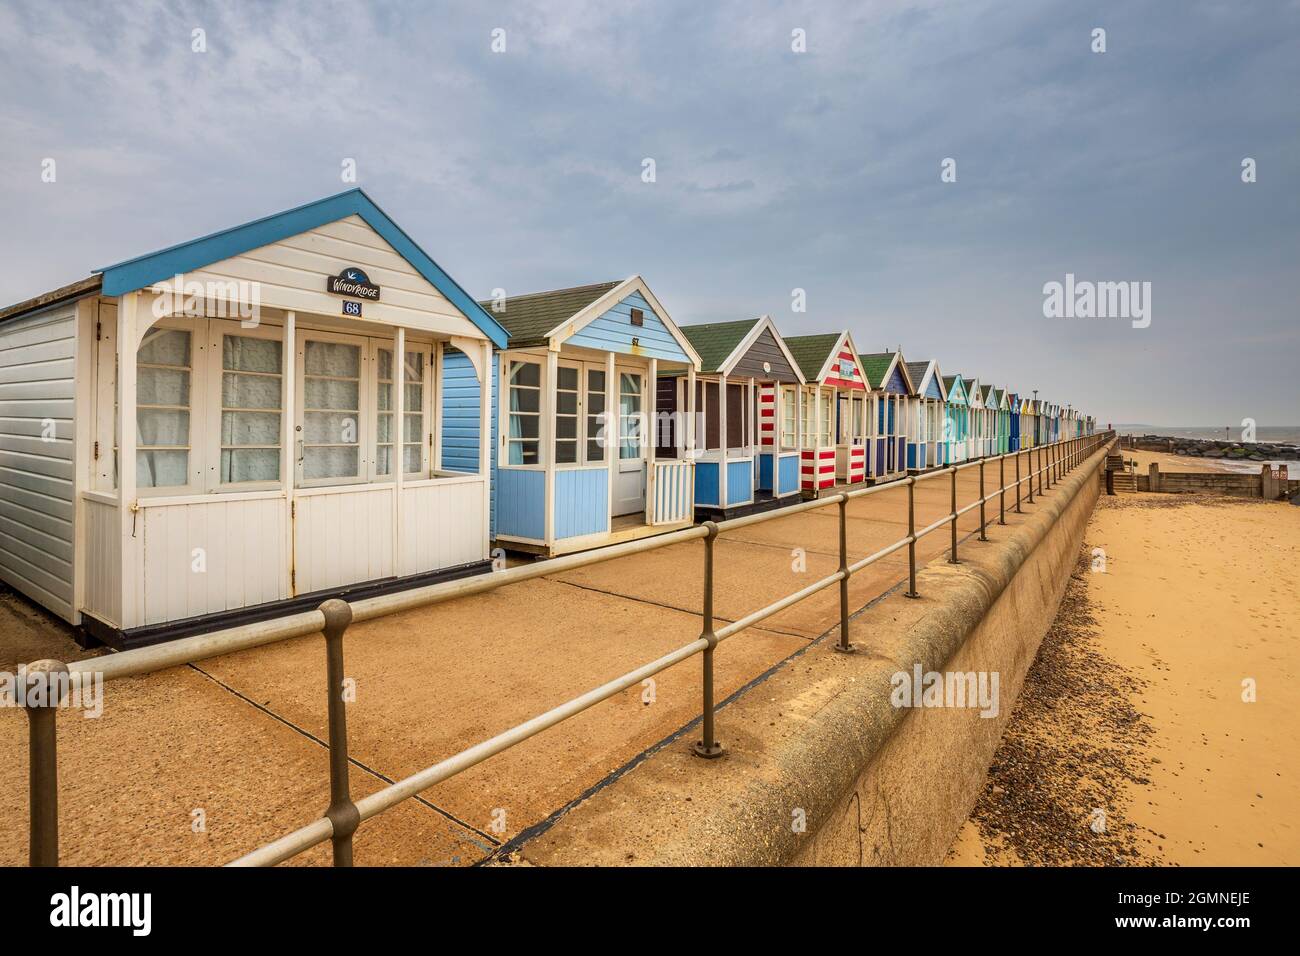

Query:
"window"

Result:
[[376, 347, 428, 477], [586, 369, 607, 463], [725, 381, 746, 450], [819, 391, 833, 446], [507, 360, 541, 465], [780, 386, 796, 448], [301, 340, 361, 482], [555, 365, 579, 464], [619, 372, 642, 460], [220, 333, 282, 484], [136, 327, 192, 488]]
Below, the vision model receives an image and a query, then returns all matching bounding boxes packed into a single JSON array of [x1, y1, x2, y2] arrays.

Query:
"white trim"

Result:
[[715, 314, 807, 383], [543, 275, 704, 369]]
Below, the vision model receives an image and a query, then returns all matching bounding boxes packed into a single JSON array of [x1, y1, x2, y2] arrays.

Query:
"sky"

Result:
[[1, 0, 1297, 426]]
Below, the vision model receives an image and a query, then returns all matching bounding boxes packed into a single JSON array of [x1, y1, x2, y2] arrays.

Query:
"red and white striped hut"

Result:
[[785, 331, 872, 496]]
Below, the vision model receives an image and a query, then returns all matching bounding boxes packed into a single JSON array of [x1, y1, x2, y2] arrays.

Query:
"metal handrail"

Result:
[[16, 432, 1113, 867]]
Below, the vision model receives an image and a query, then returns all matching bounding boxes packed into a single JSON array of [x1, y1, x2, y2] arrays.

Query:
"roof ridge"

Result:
[[479, 280, 621, 305]]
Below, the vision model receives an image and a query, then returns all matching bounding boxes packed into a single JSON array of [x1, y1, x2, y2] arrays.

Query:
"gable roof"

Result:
[[860, 351, 915, 395], [680, 315, 805, 381], [942, 374, 968, 404], [481, 281, 620, 348], [784, 333, 843, 382], [94, 187, 508, 348], [905, 359, 947, 399], [481, 275, 701, 366], [682, 318, 759, 372], [785, 331, 868, 386]]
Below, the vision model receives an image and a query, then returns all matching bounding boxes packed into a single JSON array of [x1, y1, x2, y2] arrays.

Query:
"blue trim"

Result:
[[96, 188, 509, 350]]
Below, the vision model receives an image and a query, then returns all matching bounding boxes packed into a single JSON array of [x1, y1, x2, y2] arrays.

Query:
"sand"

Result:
[[949, 491, 1300, 865]]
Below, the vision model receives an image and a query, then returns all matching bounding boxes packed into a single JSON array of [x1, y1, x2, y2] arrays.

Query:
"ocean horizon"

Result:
[[1115, 424, 1300, 444]]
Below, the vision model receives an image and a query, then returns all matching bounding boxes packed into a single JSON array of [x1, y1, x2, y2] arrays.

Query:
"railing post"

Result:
[[905, 479, 919, 599], [1038, 445, 1045, 496], [835, 495, 855, 653], [23, 659, 68, 867], [998, 454, 1006, 525], [1015, 451, 1023, 512], [948, 467, 960, 564], [320, 599, 359, 866], [694, 521, 724, 758], [978, 459, 988, 542], [1026, 449, 1034, 504]]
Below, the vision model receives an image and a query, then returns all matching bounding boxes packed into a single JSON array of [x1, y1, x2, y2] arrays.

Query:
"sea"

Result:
[[1114, 425, 1300, 475], [1115, 425, 1300, 445]]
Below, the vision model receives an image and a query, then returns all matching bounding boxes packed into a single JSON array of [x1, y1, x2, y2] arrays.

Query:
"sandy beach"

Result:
[[1120, 447, 1298, 477], [949, 490, 1300, 866]]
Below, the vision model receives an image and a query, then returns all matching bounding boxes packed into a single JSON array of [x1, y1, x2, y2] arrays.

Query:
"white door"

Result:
[[614, 369, 645, 516]]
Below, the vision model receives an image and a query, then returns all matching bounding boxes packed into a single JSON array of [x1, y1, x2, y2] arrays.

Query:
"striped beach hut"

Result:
[[786, 332, 870, 495], [485, 277, 702, 558], [859, 350, 914, 483], [665, 315, 805, 518]]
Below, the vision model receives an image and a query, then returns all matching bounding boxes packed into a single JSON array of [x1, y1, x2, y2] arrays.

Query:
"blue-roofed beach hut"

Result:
[[0, 188, 507, 648]]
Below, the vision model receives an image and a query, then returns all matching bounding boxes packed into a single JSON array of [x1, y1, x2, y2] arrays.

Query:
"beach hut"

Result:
[[982, 382, 997, 457], [941, 374, 970, 464], [1020, 396, 1036, 449], [859, 350, 914, 483], [905, 360, 946, 471], [486, 277, 701, 557], [785, 332, 871, 495], [0, 188, 508, 648], [663, 315, 804, 519], [1008, 391, 1021, 451], [992, 387, 1011, 454], [965, 377, 984, 460]]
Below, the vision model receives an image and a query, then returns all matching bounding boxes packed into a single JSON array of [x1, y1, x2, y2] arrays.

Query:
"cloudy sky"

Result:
[[2, 0, 1296, 425]]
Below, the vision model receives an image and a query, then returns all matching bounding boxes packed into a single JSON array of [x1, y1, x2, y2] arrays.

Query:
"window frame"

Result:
[[374, 340, 435, 481], [206, 318, 286, 493]]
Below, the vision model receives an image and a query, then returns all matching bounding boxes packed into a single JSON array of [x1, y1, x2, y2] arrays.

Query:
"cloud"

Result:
[[1, 0, 1297, 423]]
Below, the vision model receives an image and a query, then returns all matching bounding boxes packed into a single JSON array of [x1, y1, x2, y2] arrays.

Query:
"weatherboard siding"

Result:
[[441, 347, 482, 473], [882, 365, 908, 395], [566, 291, 689, 363], [160, 214, 485, 339], [495, 468, 545, 540], [554, 468, 609, 539], [0, 302, 77, 621], [730, 327, 798, 381]]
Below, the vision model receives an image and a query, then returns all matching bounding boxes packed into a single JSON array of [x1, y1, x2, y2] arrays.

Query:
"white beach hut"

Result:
[[0, 189, 507, 648]]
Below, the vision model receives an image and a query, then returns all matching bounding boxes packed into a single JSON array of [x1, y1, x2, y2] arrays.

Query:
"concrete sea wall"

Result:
[[520, 441, 1114, 866]]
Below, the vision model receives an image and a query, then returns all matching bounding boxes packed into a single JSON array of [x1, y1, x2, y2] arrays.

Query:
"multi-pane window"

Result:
[[780, 386, 796, 447], [507, 360, 541, 465], [302, 340, 361, 481], [555, 365, 579, 464], [376, 348, 427, 477], [819, 391, 833, 446], [220, 334, 282, 484], [586, 369, 607, 463], [136, 328, 192, 488], [619, 372, 642, 460]]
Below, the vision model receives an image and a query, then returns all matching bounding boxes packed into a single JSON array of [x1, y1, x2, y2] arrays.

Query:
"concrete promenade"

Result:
[[1, 465, 1045, 866]]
